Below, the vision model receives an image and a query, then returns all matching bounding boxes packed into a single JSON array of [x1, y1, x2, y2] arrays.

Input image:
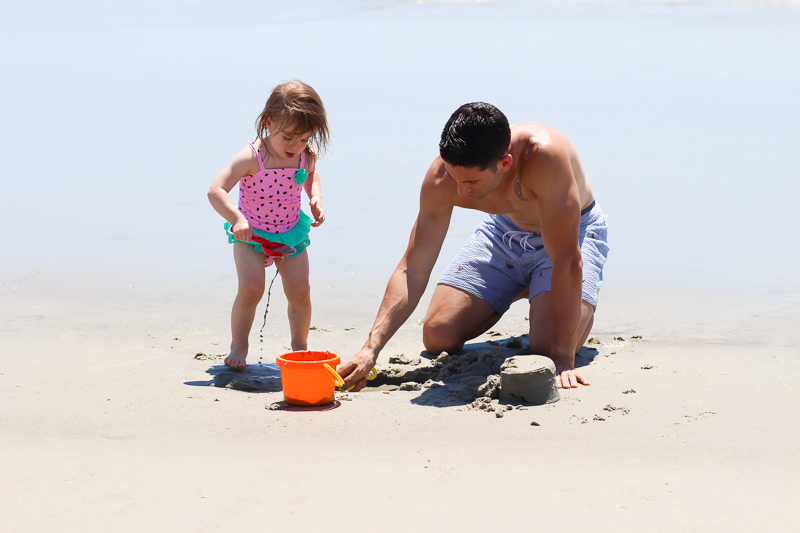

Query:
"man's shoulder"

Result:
[[512, 123, 572, 175], [425, 155, 447, 174], [422, 156, 453, 187], [512, 122, 566, 151], [420, 156, 458, 208]]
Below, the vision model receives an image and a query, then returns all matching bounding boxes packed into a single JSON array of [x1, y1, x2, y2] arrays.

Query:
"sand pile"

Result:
[[366, 335, 640, 413]]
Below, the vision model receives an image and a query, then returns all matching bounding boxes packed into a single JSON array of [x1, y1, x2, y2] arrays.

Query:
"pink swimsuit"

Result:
[[238, 141, 306, 234]]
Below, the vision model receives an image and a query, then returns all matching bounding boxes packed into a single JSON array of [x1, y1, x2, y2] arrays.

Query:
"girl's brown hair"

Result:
[[255, 79, 330, 168]]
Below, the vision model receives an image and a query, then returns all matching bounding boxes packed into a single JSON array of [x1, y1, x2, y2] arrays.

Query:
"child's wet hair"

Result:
[[255, 80, 330, 160]]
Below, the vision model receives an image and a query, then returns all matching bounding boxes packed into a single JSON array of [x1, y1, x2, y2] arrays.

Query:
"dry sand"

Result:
[[3, 0, 800, 530], [2, 272, 799, 532]]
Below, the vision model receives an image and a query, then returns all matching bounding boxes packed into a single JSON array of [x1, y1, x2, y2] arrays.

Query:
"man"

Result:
[[338, 102, 609, 391]]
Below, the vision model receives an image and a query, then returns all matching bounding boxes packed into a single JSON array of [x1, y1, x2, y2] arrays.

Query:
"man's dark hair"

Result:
[[439, 102, 511, 170]]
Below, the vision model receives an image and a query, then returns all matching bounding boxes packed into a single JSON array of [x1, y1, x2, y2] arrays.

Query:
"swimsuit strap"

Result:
[[250, 141, 265, 170], [299, 149, 306, 170]]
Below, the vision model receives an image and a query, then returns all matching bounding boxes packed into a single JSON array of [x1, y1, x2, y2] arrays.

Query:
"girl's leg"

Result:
[[278, 250, 311, 351], [225, 242, 266, 369]]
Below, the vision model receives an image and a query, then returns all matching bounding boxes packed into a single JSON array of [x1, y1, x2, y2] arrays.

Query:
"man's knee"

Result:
[[422, 315, 464, 355]]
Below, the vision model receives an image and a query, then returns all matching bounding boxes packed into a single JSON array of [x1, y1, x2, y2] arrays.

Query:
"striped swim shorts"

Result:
[[437, 202, 609, 314]]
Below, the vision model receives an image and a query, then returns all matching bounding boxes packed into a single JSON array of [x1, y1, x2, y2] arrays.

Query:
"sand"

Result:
[[3, 0, 800, 530], [2, 273, 799, 532]]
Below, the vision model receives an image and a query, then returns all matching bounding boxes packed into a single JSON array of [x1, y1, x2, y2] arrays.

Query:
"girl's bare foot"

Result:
[[224, 346, 248, 369]]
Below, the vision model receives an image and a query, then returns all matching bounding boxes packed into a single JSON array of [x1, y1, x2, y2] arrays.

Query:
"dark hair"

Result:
[[255, 79, 330, 167], [439, 102, 511, 170]]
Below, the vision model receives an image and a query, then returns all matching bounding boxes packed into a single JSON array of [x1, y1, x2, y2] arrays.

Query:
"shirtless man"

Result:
[[338, 102, 609, 391]]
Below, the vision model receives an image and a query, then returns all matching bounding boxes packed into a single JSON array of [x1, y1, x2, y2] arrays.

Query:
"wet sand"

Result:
[[2, 273, 799, 531]]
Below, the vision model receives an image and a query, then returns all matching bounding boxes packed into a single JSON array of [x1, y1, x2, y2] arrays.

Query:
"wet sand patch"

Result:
[[360, 333, 644, 413]]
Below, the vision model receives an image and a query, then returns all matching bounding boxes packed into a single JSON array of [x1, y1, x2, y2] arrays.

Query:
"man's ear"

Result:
[[498, 153, 513, 172]]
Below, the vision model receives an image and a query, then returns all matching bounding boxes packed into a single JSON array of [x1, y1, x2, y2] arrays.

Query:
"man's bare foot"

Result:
[[224, 347, 248, 369]]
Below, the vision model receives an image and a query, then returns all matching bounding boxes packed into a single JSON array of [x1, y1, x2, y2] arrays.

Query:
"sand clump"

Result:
[[498, 355, 560, 405], [368, 334, 641, 411], [369, 345, 550, 410], [370, 346, 507, 404]]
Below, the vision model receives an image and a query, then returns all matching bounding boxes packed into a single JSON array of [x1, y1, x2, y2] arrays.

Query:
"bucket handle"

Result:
[[323, 363, 345, 388]]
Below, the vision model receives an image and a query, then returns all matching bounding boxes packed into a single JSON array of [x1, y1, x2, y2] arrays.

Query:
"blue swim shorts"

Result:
[[438, 202, 609, 314]]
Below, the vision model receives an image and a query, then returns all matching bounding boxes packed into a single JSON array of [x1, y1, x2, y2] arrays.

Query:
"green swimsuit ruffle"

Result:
[[224, 211, 312, 257]]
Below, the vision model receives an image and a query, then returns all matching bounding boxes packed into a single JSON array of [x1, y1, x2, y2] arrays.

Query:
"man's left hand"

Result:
[[554, 362, 590, 388]]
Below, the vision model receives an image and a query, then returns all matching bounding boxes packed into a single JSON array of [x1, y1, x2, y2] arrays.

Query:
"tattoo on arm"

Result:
[[513, 138, 539, 201]]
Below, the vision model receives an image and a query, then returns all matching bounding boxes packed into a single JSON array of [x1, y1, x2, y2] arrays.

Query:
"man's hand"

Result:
[[553, 359, 590, 388], [337, 348, 378, 392]]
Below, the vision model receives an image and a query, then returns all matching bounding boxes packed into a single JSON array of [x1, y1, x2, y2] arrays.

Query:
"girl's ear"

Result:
[[264, 117, 273, 131]]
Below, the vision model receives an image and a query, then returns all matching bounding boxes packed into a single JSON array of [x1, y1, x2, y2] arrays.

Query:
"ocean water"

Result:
[[1, 0, 799, 298]]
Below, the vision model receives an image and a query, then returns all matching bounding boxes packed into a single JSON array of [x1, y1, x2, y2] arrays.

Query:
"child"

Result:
[[208, 80, 330, 369]]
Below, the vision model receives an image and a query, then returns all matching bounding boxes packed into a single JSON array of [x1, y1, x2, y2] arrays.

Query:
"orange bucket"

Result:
[[275, 351, 344, 406]]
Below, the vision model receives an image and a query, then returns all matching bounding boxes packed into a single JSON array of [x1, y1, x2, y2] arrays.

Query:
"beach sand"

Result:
[[2, 272, 798, 531], [3, 0, 800, 530]]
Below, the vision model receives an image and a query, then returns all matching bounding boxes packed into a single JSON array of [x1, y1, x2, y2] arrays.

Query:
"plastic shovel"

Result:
[[250, 234, 296, 257], [337, 367, 378, 392]]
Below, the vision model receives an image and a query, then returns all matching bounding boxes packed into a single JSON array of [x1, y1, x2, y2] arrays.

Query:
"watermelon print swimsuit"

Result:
[[239, 141, 308, 233], [224, 141, 313, 265]]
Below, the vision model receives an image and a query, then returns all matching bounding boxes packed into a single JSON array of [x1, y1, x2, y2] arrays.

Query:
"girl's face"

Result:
[[265, 118, 312, 160]]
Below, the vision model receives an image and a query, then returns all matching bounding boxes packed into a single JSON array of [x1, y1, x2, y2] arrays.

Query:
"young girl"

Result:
[[208, 80, 330, 369]]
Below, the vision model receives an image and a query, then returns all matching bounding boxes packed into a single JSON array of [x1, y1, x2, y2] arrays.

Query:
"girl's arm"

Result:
[[303, 159, 324, 227], [207, 145, 258, 241]]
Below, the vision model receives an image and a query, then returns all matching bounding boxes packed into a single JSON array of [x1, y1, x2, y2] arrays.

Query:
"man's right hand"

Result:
[[338, 348, 378, 392]]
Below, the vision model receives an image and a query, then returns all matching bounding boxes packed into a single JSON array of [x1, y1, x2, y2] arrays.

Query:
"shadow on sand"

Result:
[[361, 335, 598, 408], [185, 363, 343, 411], [184, 337, 600, 410], [184, 363, 283, 393]]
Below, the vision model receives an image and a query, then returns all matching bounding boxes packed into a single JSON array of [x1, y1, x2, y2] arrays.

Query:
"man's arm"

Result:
[[338, 163, 454, 391], [533, 143, 585, 387]]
